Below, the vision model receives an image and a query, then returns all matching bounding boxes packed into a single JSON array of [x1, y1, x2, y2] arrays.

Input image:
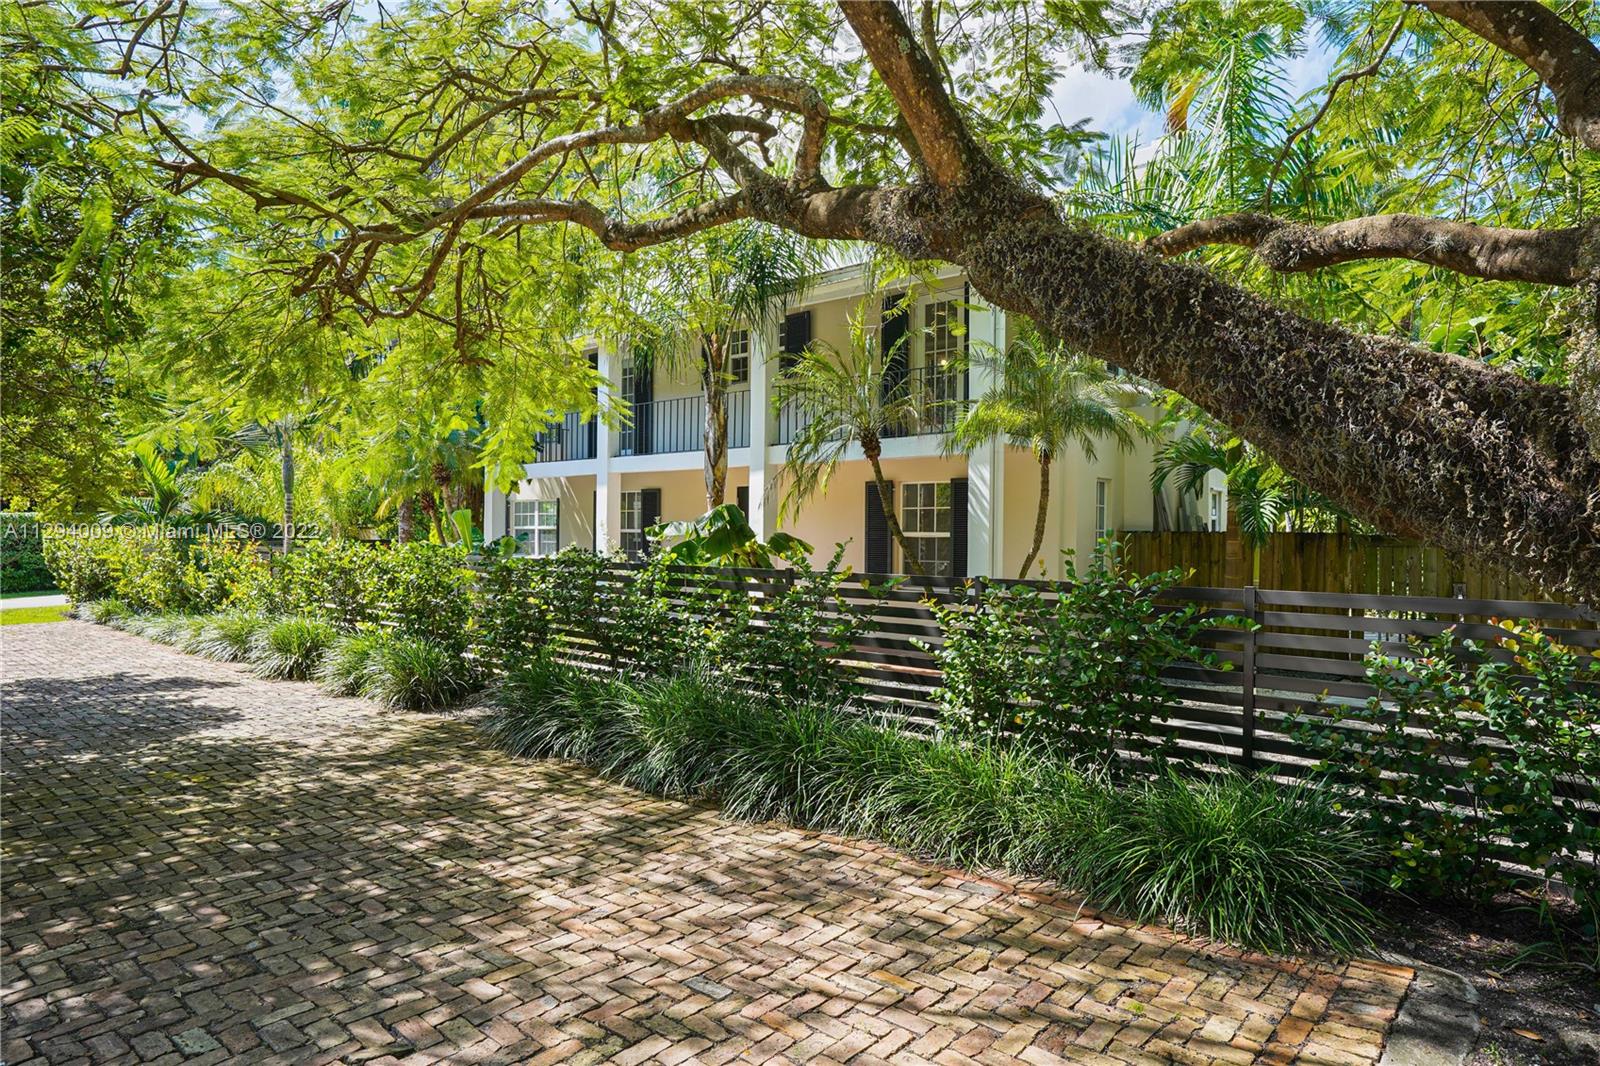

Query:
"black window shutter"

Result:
[[591, 490, 597, 552], [780, 310, 812, 373], [865, 480, 893, 574], [950, 477, 969, 578], [736, 485, 750, 518], [880, 294, 908, 399], [640, 487, 662, 552], [586, 349, 598, 459], [634, 352, 654, 454]]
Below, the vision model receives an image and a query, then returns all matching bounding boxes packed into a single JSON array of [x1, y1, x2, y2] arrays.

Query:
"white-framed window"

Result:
[[727, 329, 750, 385], [921, 299, 963, 414], [512, 499, 559, 557], [620, 490, 645, 557], [900, 481, 953, 577], [922, 299, 964, 367], [1094, 479, 1112, 543], [1208, 489, 1224, 532]]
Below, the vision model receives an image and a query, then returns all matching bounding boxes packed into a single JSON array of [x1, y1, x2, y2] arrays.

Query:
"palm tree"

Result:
[[1152, 430, 1351, 583], [775, 305, 932, 576], [950, 342, 1154, 579], [100, 453, 213, 528], [637, 225, 819, 507]]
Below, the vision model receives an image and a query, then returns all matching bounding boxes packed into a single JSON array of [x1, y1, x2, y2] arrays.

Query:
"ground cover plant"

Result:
[[54, 529, 1596, 960], [483, 653, 1375, 954]]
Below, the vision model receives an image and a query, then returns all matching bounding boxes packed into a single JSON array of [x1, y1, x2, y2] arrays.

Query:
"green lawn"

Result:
[[1, 588, 58, 600], [1, 605, 69, 625]]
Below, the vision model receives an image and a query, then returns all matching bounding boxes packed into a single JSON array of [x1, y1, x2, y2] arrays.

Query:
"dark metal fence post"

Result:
[[1241, 585, 1258, 767]]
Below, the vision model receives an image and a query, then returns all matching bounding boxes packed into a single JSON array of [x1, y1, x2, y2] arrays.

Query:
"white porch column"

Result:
[[483, 480, 508, 542], [593, 339, 623, 552], [747, 319, 777, 541], [965, 298, 1006, 577]]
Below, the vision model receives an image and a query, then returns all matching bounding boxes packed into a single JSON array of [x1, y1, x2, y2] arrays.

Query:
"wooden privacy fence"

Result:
[[1121, 531, 1566, 600], [480, 561, 1597, 784]]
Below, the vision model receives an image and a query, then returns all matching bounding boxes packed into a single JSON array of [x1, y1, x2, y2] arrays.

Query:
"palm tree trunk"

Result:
[[702, 335, 728, 506], [396, 495, 414, 542], [280, 428, 294, 554], [1019, 450, 1051, 579], [864, 437, 924, 576]]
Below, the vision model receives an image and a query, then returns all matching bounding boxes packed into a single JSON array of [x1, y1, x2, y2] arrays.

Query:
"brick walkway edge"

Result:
[[1, 621, 1413, 1065]]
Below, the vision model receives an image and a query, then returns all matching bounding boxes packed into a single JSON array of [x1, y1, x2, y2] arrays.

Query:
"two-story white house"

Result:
[[483, 263, 1224, 579]]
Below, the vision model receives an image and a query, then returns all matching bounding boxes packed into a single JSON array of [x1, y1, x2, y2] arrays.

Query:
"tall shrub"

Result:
[[43, 526, 265, 612], [1293, 622, 1600, 903], [269, 541, 474, 650], [926, 549, 1225, 769], [1, 512, 52, 592]]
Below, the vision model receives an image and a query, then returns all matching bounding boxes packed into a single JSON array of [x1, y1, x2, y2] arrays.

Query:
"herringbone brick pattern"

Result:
[[1, 622, 1412, 1065]]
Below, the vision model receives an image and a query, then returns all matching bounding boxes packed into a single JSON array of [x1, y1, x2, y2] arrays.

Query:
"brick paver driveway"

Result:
[[2, 621, 1412, 1065]]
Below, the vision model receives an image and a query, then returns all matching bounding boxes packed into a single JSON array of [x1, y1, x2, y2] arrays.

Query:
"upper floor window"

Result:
[[901, 481, 953, 577], [923, 299, 963, 368], [512, 499, 559, 557], [1095, 479, 1112, 542], [727, 329, 750, 386], [1208, 489, 1224, 532]]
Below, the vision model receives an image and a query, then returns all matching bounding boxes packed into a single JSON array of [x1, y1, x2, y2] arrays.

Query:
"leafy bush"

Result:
[[926, 549, 1228, 769], [42, 527, 265, 612], [484, 659, 1373, 953], [1, 512, 52, 592], [1294, 621, 1600, 903], [249, 616, 337, 680], [43, 529, 115, 603], [269, 541, 474, 650]]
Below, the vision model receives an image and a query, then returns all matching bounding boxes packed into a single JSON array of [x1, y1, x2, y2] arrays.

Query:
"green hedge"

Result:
[[42, 527, 264, 612], [1, 512, 52, 593]]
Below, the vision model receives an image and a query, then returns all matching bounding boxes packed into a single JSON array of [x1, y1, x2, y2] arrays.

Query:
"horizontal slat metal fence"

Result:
[[476, 562, 1600, 826]]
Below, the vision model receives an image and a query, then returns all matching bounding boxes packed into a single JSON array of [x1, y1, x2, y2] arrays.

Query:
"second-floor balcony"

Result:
[[533, 412, 596, 462], [530, 365, 963, 464], [536, 390, 752, 462], [776, 364, 967, 445]]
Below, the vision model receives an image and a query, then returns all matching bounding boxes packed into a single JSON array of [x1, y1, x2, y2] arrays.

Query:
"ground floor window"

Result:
[[1208, 488, 1224, 532], [620, 490, 645, 557], [901, 481, 952, 577], [512, 499, 559, 556]]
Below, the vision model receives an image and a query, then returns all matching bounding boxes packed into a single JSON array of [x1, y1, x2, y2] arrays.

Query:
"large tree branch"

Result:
[[1416, 0, 1600, 150], [1147, 212, 1598, 286], [840, 1, 986, 185]]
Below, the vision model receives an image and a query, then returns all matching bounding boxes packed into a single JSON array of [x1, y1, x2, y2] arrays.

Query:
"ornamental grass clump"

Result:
[[79, 598, 134, 625], [190, 612, 270, 662], [317, 632, 389, 695], [1078, 772, 1377, 954], [363, 635, 478, 711], [249, 616, 336, 680], [482, 657, 1375, 954]]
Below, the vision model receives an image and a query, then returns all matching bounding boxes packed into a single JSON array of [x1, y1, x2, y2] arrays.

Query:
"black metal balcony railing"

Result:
[[613, 389, 752, 457], [727, 388, 751, 449], [776, 364, 966, 445], [532, 412, 596, 462], [620, 394, 701, 456]]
